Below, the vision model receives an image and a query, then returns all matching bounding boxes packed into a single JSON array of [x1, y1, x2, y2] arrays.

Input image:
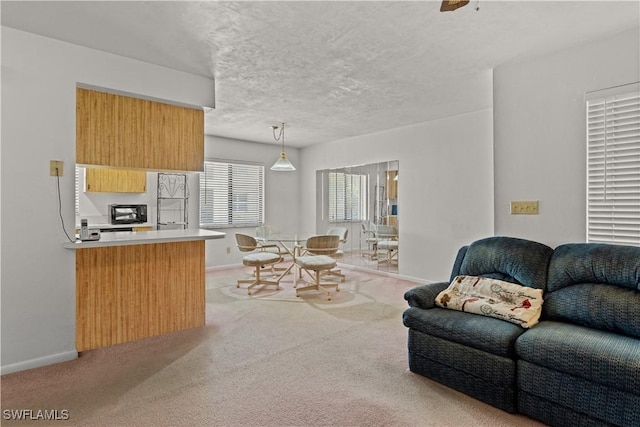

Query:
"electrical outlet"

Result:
[[50, 160, 64, 177], [510, 201, 539, 215], [226, 247, 231, 254]]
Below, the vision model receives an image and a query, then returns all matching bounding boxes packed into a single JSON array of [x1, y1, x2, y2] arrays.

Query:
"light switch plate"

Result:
[[50, 160, 64, 177], [510, 201, 539, 215]]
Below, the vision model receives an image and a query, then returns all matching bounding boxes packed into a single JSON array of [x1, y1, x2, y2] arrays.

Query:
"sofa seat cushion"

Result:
[[242, 252, 281, 266], [403, 306, 527, 358], [295, 255, 336, 271], [516, 321, 640, 395]]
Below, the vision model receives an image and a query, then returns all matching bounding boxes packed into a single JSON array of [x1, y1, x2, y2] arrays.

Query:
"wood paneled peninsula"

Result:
[[74, 85, 213, 352], [66, 229, 224, 352]]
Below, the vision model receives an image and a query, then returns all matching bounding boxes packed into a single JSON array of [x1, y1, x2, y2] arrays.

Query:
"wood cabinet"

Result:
[[384, 216, 398, 227], [386, 171, 398, 199], [85, 168, 147, 193], [76, 87, 204, 171], [384, 171, 398, 229]]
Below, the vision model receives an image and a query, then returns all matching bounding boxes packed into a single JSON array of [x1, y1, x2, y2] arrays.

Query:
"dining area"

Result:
[[213, 159, 400, 301], [234, 229, 345, 300], [232, 215, 399, 300]]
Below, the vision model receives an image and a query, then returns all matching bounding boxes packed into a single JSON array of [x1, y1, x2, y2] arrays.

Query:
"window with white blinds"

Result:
[[328, 172, 367, 222], [200, 159, 264, 228], [587, 85, 640, 246]]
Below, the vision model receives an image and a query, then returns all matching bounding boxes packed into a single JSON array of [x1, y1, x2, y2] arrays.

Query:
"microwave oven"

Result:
[[109, 204, 147, 225]]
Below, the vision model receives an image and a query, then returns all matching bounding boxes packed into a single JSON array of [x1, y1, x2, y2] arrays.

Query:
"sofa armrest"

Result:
[[449, 246, 468, 282], [404, 281, 450, 309]]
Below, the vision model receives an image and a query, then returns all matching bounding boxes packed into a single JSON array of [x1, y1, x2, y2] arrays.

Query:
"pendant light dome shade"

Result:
[[270, 122, 295, 171], [271, 150, 296, 171]]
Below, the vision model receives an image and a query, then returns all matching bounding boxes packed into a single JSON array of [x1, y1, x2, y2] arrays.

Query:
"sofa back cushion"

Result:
[[452, 236, 553, 290], [544, 243, 640, 338]]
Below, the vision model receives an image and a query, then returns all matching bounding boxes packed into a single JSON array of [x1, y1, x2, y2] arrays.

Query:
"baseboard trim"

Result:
[[398, 274, 435, 284], [336, 263, 423, 283], [1, 350, 78, 375], [206, 263, 242, 272]]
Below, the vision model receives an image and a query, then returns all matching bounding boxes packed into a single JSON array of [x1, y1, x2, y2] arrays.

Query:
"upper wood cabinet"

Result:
[[76, 88, 204, 171], [386, 171, 398, 199], [85, 168, 147, 193]]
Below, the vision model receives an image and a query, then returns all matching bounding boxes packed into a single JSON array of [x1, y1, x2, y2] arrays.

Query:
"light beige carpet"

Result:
[[1, 267, 545, 426]]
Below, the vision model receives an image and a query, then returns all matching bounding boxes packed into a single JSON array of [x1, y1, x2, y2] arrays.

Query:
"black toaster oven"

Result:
[[109, 204, 147, 224]]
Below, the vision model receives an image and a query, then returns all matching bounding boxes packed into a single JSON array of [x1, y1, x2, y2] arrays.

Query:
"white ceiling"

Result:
[[2, 1, 639, 147]]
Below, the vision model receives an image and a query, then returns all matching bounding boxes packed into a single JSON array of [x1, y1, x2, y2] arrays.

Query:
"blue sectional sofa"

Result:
[[403, 237, 640, 427]]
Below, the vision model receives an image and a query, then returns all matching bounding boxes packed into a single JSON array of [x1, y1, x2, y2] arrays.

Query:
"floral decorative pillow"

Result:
[[435, 275, 544, 328]]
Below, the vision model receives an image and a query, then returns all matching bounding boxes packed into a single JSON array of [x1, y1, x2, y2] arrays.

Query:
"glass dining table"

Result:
[[255, 232, 315, 285]]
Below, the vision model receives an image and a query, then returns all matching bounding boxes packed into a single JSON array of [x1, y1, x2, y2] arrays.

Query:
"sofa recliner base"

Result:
[[517, 360, 640, 427], [518, 391, 617, 427], [408, 329, 518, 413]]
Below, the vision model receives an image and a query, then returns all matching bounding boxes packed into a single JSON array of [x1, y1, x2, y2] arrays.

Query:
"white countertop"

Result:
[[64, 229, 225, 249]]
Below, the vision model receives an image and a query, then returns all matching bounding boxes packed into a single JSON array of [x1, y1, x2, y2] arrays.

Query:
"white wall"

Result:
[[494, 27, 640, 247], [77, 170, 199, 229], [0, 27, 215, 374], [299, 103, 495, 283], [202, 135, 301, 271]]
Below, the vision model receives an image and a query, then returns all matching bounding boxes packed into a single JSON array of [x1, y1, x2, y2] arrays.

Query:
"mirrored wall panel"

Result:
[[316, 161, 399, 273]]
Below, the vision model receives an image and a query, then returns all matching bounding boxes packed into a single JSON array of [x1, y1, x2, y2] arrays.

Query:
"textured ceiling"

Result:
[[2, 1, 639, 147]]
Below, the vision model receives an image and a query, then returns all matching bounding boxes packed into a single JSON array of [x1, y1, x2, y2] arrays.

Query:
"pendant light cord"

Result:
[[272, 122, 286, 151]]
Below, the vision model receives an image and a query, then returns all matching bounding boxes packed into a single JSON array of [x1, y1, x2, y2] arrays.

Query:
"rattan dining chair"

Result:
[[320, 227, 349, 281], [377, 239, 399, 264], [235, 233, 283, 295], [374, 225, 398, 265], [361, 221, 378, 259], [295, 235, 341, 300]]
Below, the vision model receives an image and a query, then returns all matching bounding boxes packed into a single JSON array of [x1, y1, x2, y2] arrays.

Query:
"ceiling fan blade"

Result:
[[440, 0, 470, 12]]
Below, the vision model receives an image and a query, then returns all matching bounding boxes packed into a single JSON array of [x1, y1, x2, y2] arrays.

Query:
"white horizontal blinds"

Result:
[[328, 172, 367, 222], [200, 160, 264, 228], [587, 87, 640, 245], [328, 172, 345, 222], [350, 173, 367, 221]]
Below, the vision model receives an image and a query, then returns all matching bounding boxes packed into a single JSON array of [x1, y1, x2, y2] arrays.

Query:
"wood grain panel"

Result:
[[77, 88, 204, 171], [85, 168, 147, 192], [386, 171, 398, 199], [76, 241, 205, 352]]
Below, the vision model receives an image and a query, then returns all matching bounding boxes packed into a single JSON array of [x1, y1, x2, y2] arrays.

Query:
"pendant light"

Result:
[[270, 122, 296, 171]]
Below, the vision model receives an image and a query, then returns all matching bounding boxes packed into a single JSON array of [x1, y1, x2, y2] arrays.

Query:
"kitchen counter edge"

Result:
[[64, 229, 225, 249]]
